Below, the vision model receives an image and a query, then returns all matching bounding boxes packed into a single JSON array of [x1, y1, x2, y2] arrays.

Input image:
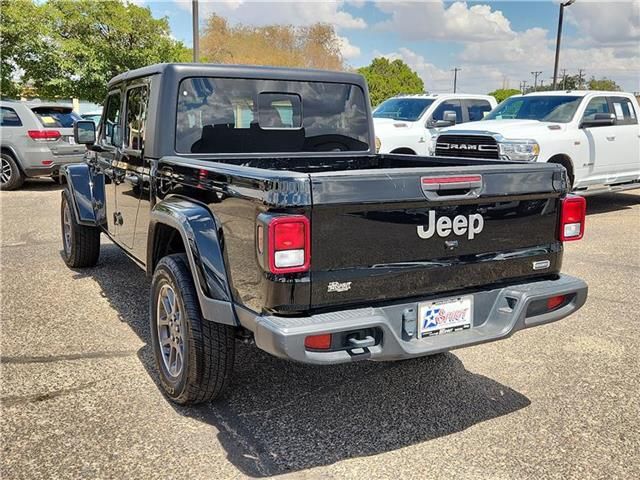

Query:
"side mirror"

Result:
[[427, 110, 458, 128], [443, 111, 457, 124], [581, 113, 615, 128], [74, 120, 96, 145]]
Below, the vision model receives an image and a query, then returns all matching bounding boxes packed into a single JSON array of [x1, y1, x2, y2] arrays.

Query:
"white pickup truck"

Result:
[[373, 94, 497, 155], [434, 91, 640, 193]]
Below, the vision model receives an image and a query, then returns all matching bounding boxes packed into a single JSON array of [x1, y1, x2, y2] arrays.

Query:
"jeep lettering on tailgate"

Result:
[[417, 211, 485, 240]]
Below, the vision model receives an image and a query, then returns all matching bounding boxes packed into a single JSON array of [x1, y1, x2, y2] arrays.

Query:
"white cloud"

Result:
[[375, 1, 515, 42], [175, 0, 366, 30], [566, 0, 640, 47], [337, 35, 361, 60]]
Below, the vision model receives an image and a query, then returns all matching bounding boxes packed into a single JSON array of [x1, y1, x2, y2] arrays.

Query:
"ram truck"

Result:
[[434, 90, 640, 195], [62, 64, 588, 405], [373, 93, 497, 155]]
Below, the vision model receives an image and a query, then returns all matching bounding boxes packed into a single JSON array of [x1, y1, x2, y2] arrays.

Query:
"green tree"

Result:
[[357, 58, 424, 107], [587, 76, 621, 91], [487, 88, 521, 103], [0, 0, 50, 97], [1, 0, 190, 102]]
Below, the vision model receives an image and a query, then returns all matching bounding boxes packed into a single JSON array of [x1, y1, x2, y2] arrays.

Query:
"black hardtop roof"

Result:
[[107, 63, 367, 88]]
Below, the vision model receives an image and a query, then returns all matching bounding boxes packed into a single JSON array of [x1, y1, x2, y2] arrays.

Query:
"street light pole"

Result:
[[552, 0, 576, 90], [452, 67, 461, 93], [192, 0, 199, 63]]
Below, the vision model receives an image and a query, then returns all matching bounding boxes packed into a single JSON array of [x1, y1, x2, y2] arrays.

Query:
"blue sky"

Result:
[[141, 1, 639, 93]]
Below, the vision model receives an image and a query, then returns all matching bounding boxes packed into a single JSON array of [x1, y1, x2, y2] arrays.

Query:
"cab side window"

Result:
[[101, 92, 122, 146], [582, 97, 609, 122], [608, 97, 637, 126], [465, 99, 492, 122], [124, 86, 149, 151], [432, 100, 463, 123]]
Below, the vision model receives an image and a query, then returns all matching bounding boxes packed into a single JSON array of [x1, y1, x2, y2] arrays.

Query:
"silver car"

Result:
[[0, 101, 87, 190]]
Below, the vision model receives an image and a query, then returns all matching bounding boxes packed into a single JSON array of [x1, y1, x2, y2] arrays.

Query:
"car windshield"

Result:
[[176, 77, 370, 153], [485, 95, 582, 123], [32, 107, 82, 128], [373, 98, 434, 121]]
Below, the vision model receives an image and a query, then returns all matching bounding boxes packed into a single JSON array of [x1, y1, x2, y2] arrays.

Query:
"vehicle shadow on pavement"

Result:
[[77, 244, 531, 478], [17, 179, 63, 192], [585, 192, 640, 215]]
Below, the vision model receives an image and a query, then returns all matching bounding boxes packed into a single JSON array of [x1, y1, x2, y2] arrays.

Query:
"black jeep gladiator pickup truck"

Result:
[[62, 63, 588, 405]]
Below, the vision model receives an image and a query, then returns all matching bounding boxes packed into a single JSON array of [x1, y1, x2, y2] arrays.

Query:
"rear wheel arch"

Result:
[[548, 154, 575, 190], [149, 222, 187, 274], [148, 198, 234, 312]]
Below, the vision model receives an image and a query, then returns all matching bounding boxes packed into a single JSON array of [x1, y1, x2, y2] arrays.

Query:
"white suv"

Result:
[[434, 91, 640, 193], [373, 94, 497, 155], [0, 101, 86, 190]]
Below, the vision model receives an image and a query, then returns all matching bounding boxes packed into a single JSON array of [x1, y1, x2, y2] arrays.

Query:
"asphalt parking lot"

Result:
[[1, 179, 639, 480]]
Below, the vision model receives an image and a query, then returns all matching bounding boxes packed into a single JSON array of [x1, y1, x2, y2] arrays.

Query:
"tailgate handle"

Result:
[[421, 175, 483, 201]]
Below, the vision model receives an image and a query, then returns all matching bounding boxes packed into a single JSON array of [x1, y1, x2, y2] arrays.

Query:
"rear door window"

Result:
[[0, 107, 22, 127], [465, 99, 492, 122], [31, 107, 81, 128], [431, 100, 463, 123], [124, 86, 149, 151], [608, 97, 637, 125]]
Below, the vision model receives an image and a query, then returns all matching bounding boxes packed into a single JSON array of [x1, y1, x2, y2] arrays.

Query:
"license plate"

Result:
[[418, 296, 473, 337], [67, 136, 76, 144]]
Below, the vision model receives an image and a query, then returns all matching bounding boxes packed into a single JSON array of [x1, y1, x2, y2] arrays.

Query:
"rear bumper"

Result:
[[18, 147, 85, 177], [23, 157, 85, 177], [238, 274, 588, 364]]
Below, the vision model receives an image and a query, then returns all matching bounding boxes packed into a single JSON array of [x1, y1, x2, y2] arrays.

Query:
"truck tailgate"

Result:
[[309, 163, 566, 309]]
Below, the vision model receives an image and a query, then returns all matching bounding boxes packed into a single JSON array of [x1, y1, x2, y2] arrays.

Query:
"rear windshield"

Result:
[[176, 77, 370, 154], [373, 98, 434, 121], [32, 107, 81, 128], [485, 95, 581, 123]]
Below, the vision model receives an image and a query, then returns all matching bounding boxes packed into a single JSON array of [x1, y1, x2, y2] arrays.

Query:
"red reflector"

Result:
[[41, 160, 53, 166], [273, 221, 305, 250], [304, 334, 331, 350], [28, 130, 61, 140], [422, 175, 482, 184], [560, 195, 586, 241], [547, 295, 566, 310]]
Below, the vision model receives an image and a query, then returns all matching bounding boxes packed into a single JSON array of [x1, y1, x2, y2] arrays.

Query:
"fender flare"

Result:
[[147, 195, 237, 326], [60, 163, 107, 226]]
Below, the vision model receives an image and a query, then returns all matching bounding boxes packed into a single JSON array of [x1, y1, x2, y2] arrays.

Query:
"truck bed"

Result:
[[160, 154, 568, 315]]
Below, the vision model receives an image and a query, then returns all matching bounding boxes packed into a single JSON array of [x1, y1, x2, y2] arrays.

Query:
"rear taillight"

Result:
[[267, 216, 310, 274], [559, 195, 586, 241], [28, 130, 61, 141]]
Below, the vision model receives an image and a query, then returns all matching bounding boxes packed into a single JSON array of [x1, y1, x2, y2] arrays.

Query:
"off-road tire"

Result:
[[151, 253, 235, 405], [0, 152, 24, 191], [61, 189, 101, 267]]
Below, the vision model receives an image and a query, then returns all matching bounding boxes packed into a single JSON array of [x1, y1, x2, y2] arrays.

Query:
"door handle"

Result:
[[606, 136, 616, 141]]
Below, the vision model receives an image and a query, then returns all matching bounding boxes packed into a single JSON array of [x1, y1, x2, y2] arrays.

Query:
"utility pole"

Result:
[[192, 0, 200, 62], [531, 71, 542, 91], [561, 69, 567, 90], [577, 69, 585, 89], [521, 80, 528, 94], [552, 1, 576, 90], [452, 67, 461, 93], [540, 79, 545, 89]]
